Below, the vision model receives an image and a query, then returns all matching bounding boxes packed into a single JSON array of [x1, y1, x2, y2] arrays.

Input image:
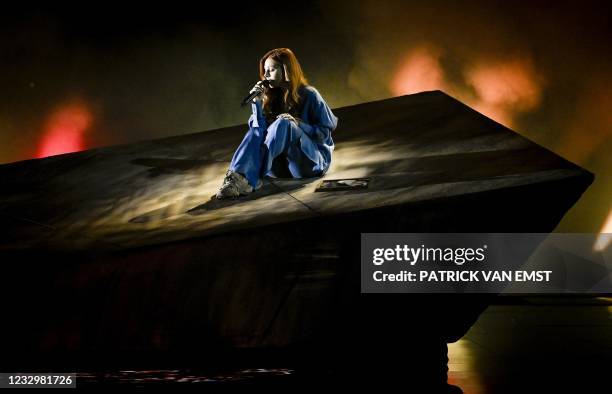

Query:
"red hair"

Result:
[[259, 48, 308, 119]]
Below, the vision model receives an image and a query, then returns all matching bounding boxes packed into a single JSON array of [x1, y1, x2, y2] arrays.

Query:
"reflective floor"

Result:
[[76, 368, 296, 386], [447, 296, 612, 393], [74, 296, 612, 392]]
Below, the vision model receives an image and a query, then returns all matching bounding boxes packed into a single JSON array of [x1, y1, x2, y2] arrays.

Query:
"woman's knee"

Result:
[[272, 117, 292, 128], [265, 119, 291, 144]]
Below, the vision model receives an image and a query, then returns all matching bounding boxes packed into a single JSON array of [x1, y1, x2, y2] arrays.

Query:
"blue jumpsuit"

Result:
[[229, 86, 338, 188]]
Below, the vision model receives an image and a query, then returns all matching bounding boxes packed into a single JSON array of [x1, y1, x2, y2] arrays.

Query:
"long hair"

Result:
[[259, 48, 308, 119]]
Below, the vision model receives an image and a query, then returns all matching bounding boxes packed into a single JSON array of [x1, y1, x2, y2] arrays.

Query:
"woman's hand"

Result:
[[248, 81, 267, 103], [249, 81, 267, 95], [277, 113, 297, 124]]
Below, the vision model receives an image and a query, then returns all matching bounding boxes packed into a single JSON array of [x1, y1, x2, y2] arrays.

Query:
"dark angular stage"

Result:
[[0, 91, 595, 390]]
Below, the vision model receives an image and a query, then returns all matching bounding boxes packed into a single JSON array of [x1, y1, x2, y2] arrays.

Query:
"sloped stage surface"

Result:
[[0, 91, 593, 373]]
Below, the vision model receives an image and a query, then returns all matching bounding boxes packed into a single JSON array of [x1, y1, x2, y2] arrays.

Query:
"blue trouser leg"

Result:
[[230, 118, 321, 188], [263, 118, 322, 179], [229, 125, 265, 188], [285, 142, 323, 178]]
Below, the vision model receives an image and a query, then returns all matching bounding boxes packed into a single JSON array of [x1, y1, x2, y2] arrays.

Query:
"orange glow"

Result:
[[594, 210, 612, 252], [37, 102, 92, 158], [390, 45, 446, 96], [556, 85, 612, 163], [465, 58, 543, 127], [469, 101, 514, 128], [390, 52, 544, 128], [448, 339, 484, 394]]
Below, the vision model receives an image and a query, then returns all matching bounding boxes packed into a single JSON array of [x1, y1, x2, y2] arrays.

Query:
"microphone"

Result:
[[241, 80, 271, 107]]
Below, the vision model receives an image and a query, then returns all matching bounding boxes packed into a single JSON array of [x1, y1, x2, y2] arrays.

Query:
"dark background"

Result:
[[0, 0, 609, 233]]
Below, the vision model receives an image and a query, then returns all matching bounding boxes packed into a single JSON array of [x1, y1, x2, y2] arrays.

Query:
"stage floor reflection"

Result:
[[74, 296, 611, 392]]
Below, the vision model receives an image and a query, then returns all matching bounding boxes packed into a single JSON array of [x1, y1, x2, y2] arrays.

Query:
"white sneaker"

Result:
[[216, 171, 262, 199]]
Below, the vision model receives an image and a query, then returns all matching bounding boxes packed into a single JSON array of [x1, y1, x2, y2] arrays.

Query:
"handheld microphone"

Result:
[[241, 80, 271, 107]]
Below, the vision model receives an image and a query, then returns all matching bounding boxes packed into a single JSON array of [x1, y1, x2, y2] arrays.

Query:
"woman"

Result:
[[216, 48, 338, 199]]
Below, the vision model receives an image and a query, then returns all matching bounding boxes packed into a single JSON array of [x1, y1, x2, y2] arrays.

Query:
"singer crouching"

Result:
[[216, 48, 338, 199]]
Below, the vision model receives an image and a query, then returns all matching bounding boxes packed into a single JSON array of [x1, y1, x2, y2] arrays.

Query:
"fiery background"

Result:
[[0, 1, 609, 233]]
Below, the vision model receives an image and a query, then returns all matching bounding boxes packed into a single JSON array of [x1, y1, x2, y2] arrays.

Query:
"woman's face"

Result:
[[263, 57, 284, 88]]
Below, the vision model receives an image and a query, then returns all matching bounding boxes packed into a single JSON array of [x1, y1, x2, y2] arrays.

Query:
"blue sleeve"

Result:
[[298, 89, 338, 143], [248, 99, 267, 130]]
